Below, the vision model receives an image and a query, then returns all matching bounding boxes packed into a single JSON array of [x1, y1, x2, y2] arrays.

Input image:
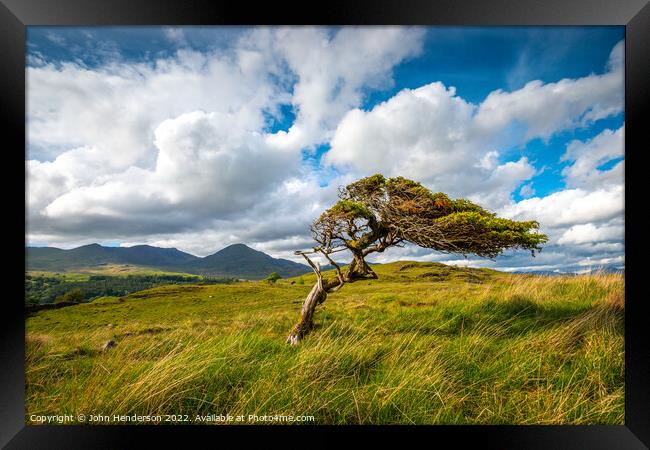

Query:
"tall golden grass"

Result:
[[25, 267, 624, 424]]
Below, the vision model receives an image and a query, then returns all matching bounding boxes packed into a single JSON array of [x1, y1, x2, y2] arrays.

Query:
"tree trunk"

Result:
[[287, 251, 345, 345], [345, 251, 378, 281], [286, 254, 373, 343], [286, 281, 327, 345]]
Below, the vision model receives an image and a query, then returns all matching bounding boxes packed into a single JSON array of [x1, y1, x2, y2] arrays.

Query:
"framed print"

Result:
[[2, 0, 648, 447]]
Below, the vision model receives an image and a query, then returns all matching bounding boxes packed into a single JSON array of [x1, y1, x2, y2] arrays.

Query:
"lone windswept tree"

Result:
[[287, 174, 548, 345]]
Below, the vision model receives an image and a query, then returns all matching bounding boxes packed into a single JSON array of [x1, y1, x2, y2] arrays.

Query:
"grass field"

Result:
[[28, 264, 197, 278], [25, 261, 624, 425]]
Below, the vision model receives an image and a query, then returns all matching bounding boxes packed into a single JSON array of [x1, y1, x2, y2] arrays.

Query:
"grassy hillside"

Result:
[[25, 271, 236, 305], [25, 261, 624, 425], [28, 264, 200, 278]]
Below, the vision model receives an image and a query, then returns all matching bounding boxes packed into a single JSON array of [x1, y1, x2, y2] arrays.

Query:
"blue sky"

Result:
[[26, 27, 625, 272]]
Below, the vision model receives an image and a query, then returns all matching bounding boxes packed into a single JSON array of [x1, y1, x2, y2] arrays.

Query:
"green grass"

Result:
[[28, 264, 198, 278], [25, 261, 624, 425]]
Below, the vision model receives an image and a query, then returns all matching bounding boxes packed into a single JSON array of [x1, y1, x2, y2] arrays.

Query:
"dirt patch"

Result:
[[464, 273, 485, 284], [56, 346, 99, 360], [119, 326, 171, 338], [417, 271, 451, 280], [398, 300, 435, 307], [129, 286, 203, 299]]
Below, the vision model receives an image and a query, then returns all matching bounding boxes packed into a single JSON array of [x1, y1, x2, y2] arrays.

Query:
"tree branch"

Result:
[[295, 251, 323, 292], [319, 249, 345, 292]]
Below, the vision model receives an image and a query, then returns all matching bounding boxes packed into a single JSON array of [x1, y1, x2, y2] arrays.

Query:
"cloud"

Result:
[[33, 110, 303, 236], [244, 27, 426, 151], [92, 175, 342, 258], [519, 182, 535, 198], [45, 32, 66, 46], [27, 46, 292, 163], [606, 40, 624, 72], [164, 27, 187, 45], [325, 81, 537, 210], [499, 185, 623, 229], [561, 125, 624, 189], [557, 223, 623, 246], [324, 41, 623, 212], [28, 28, 425, 256], [475, 40, 624, 142], [492, 185, 624, 271], [26, 32, 624, 271]]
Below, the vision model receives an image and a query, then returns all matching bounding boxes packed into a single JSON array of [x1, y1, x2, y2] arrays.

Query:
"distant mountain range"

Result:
[[26, 243, 623, 280], [26, 243, 310, 279], [507, 266, 624, 276]]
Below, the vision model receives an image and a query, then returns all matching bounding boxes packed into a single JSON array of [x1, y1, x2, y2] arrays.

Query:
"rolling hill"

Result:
[[25, 261, 624, 424], [26, 243, 309, 279]]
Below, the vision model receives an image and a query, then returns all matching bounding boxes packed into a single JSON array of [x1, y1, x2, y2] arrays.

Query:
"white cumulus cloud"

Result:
[[561, 125, 624, 189], [26, 32, 625, 271]]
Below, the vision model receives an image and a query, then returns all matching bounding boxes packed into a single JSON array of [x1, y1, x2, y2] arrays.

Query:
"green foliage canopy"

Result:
[[312, 174, 548, 260]]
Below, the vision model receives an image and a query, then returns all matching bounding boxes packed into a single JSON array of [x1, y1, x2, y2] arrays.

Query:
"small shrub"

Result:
[[54, 288, 85, 304], [264, 272, 281, 284]]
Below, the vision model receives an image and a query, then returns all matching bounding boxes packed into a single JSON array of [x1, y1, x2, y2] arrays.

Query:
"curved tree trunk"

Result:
[[287, 251, 345, 345], [345, 251, 378, 281], [286, 281, 327, 345]]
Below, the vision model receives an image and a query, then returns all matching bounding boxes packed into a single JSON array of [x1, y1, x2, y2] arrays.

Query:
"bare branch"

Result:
[[319, 250, 345, 292], [297, 252, 323, 290]]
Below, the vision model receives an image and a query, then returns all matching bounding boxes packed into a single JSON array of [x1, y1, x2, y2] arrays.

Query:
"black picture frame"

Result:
[[2, 0, 648, 447]]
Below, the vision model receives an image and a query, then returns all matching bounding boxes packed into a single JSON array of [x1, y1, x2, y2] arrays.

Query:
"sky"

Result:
[[26, 26, 625, 273]]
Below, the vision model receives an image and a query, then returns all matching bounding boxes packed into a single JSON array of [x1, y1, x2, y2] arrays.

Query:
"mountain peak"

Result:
[[189, 243, 308, 278], [216, 243, 260, 255], [224, 243, 253, 249], [27, 242, 309, 279]]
